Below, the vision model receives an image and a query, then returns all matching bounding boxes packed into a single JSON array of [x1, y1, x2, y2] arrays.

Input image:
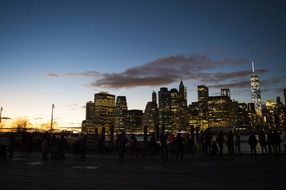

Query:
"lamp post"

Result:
[[0, 107, 2, 124], [50, 104, 55, 132]]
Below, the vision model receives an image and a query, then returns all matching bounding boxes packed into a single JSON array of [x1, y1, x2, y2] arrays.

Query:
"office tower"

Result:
[[197, 85, 209, 128], [142, 101, 159, 132], [158, 87, 172, 130], [125, 109, 143, 131], [221, 89, 230, 98], [179, 81, 187, 101], [152, 91, 157, 103], [170, 88, 181, 129], [276, 96, 282, 105], [207, 96, 233, 128], [250, 62, 262, 115], [94, 92, 115, 129], [198, 85, 209, 103], [115, 96, 128, 131], [86, 101, 95, 120]]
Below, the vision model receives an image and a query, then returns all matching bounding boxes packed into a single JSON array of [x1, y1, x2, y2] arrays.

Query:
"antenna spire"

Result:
[[252, 61, 255, 73]]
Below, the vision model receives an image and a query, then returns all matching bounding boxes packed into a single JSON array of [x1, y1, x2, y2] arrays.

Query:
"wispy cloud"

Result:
[[92, 55, 248, 88], [46, 71, 102, 78], [209, 80, 250, 89], [46, 54, 279, 90]]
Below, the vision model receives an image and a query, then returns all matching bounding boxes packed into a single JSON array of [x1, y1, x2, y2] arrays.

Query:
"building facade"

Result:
[[250, 62, 262, 116]]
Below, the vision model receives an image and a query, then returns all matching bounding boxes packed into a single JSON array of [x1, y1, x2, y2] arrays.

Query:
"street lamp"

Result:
[[0, 107, 2, 124], [50, 104, 55, 132]]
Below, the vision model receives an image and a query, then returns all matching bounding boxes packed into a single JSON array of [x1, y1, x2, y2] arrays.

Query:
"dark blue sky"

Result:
[[1, 0, 286, 126]]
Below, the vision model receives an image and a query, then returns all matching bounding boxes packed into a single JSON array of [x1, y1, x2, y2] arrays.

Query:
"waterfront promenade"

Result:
[[0, 152, 285, 189]]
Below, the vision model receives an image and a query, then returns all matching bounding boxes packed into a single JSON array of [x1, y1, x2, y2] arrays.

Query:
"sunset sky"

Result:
[[1, 0, 286, 128]]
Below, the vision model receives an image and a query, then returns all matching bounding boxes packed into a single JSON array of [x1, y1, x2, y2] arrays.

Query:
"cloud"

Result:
[[91, 55, 248, 88], [46, 54, 275, 90], [46, 71, 102, 78], [47, 73, 60, 77], [1, 117, 11, 120], [209, 80, 250, 89]]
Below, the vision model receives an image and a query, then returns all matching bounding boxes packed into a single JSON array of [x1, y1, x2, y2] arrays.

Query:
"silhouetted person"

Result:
[[80, 135, 87, 159], [117, 131, 128, 161], [168, 133, 175, 155], [226, 131, 234, 155], [0, 134, 8, 159], [210, 140, 218, 156], [267, 129, 274, 155], [129, 134, 138, 159], [196, 133, 204, 155], [58, 134, 66, 160], [143, 126, 148, 158], [160, 132, 168, 160], [204, 129, 212, 156], [235, 133, 241, 156], [41, 133, 50, 160], [73, 135, 80, 159], [258, 130, 267, 154], [248, 132, 258, 160], [273, 130, 281, 154], [23, 132, 33, 156], [175, 133, 184, 161], [50, 134, 58, 160], [8, 133, 16, 158], [94, 129, 99, 154], [216, 130, 224, 157], [98, 131, 105, 155], [189, 134, 196, 154], [149, 133, 158, 156], [281, 127, 286, 154]]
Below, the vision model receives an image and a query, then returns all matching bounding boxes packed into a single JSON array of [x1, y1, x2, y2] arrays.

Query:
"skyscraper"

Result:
[[125, 109, 143, 131], [158, 87, 172, 130], [86, 101, 95, 120], [94, 92, 116, 129], [115, 96, 127, 131], [197, 85, 209, 103], [82, 92, 115, 133], [221, 89, 230, 98], [152, 91, 157, 103], [250, 62, 262, 115]]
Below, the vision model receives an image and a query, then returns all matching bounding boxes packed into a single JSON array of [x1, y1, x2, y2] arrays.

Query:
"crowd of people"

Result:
[[0, 127, 286, 161]]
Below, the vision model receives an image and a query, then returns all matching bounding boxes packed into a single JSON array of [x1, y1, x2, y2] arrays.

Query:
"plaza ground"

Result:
[[0, 152, 285, 189]]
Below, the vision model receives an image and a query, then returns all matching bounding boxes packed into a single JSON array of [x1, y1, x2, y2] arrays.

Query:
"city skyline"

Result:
[[1, 0, 286, 128]]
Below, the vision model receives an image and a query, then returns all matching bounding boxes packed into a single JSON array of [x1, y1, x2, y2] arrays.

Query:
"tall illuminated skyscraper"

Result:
[[250, 62, 262, 115]]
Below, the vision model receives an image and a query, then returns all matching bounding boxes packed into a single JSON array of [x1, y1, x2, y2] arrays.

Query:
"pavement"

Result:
[[0, 152, 285, 189]]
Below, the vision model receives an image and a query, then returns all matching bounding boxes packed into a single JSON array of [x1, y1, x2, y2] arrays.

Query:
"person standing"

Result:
[[248, 132, 258, 160], [281, 127, 286, 154], [226, 131, 234, 155], [267, 129, 274, 155], [41, 133, 50, 160], [129, 134, 138, 159], [175, 133, 184, 161], [234, 133, 241, 156], [216, 130, 224, 157], [117, 131, 128, 161], [273, 130, 281, 154], [258, 130, 267, 154], [160, 132, 168, 160], [8, 133, 16, 158]]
